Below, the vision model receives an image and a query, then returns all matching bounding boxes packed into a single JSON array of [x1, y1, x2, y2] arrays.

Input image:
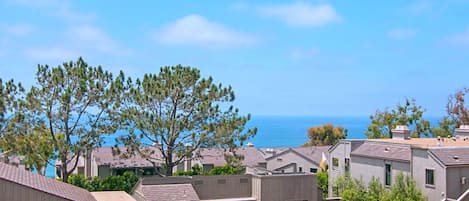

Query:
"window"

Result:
[[310, 168, 318, 173], [426, 169, 435, 186], [385, 164, 391, 186], [345, 158, 350, 172], [333, 158, 339, 168], [298, 167, 303, 172]]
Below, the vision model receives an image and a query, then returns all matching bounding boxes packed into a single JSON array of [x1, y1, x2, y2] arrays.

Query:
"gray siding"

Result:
[[350, 155, 410, 187], [412, 148, 447, 201], [0, 179, 70, 201], [266, 151, 319, 173], [328, 141, 351, 196], [446, 167, 469, 200]]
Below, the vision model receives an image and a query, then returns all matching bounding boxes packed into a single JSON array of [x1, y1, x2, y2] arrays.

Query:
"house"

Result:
[[0, 162, 97, 201], [172, 144, 267, 173], [56, 146, 162, 179], [259, 146, 330, 174], [131, 172, 322, 201], [57, 145, 268, 178], [328, 125, 469, 201]]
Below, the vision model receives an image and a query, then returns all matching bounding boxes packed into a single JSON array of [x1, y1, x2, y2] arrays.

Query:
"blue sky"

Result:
[[1, 0, 469, 117]]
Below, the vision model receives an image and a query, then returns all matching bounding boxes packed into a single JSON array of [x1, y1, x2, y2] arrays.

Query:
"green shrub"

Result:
[[68, 174, 86, 189], [208, 164, 243, 175], [317, 171, 328, 198], [68, 171, 140, 193]]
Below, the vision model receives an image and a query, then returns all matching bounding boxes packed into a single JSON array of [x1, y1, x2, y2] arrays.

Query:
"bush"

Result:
[[173, 164, 203, 176], [317, 171, 328, 198], [208, 164, 243, 175], [333, 173, 425, 201], [68, 174, 86, 189], [68, 171, 140, 193]]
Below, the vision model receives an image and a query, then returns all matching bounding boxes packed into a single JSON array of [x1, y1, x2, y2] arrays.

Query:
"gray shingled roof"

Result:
[[0, 162, 96, 201], [93, 147, 160, 168], [140, 183, 200, 201], [292, 146, 330, 164], [351, 142, 411, 162], [261, 146, 330, 164], [197, 147, 266, 167], [429, 147, 469, 166]]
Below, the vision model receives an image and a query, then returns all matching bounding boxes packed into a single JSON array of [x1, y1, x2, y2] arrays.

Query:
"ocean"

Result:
[[44, 115, 441, 177]]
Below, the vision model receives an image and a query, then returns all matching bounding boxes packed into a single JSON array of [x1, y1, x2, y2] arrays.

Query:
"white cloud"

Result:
[[3, 24, 32, 36], [24, 47, 77, 60], [67, 25, 131, 55], [257, 2, 341, 27], [403, 1, 432, 15], [154, 14, 257, 48], [9, 0, 95, 22], [289, 48, 319, 59], [387, 28, 417, 39], [445, 28, 469, 45]]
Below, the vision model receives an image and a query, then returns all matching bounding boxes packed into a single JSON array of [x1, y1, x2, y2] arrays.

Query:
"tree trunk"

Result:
[[61, 157, 68, 183], [165, 151, 173, 176]]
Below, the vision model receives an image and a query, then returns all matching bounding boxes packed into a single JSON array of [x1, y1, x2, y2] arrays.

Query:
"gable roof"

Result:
[[0, 162, 96, 201], [93, 147, 160, 168], [197, 147, 266, 167], [264, 146, 330, 166], [429, 147, 469, 166], [351, 142, 411, 162], [140, 183, 200, 201]]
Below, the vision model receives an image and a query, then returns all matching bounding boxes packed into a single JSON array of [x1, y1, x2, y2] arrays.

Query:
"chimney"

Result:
[[455, 125, 469, 137], [246, 142, 254, 147], [392, 125, 411, 140]]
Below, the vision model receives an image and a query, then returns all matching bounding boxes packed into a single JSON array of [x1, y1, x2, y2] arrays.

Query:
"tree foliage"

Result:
[[366, 98, 431, 138], [173, 164, 202, 176], [433, 87, 469, 137], [302, 124, 347, 146], [447, 87, 469, 125], [0, 77, 55, 175], [0, 78, 23, 157], [26, 58, 123, 182], [116, 65, 256, 176], [332, 173, 425, 201]]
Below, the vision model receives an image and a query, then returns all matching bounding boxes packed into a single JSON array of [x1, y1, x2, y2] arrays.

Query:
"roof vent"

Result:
[[391, 125, 411, 140], [453, 155, 459, 160], [384, 147, 390, 152], [246, 142, 254, 147]]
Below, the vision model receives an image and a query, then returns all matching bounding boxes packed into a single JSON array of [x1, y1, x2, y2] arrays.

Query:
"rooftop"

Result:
[[0, 162, 96, 201], [351, 142, 411, 162], [429, 147, 469, 166], [368, 137, 469, 148], [91, 191, 136, 201]]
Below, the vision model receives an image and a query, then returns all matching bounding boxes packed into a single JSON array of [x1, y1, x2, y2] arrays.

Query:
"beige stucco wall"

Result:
[[411, 148, 447, 201], [266, 150, 319, 173], [350, 155, 410, 187], [0, 179, 70, 201], [252, 174, 319, 201], [192, 175, 252, 200]]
